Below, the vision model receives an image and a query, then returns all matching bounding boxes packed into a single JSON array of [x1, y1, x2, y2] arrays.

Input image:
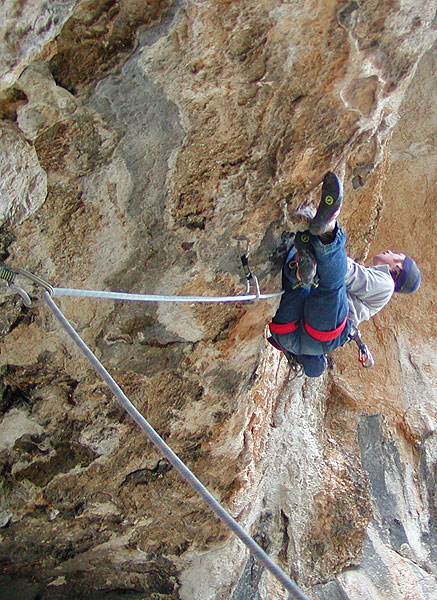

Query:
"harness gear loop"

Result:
[[0, 264, 54, 307], [349, 325, 374, 368]]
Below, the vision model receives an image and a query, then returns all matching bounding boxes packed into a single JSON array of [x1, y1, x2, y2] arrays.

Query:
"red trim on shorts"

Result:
[[269, 320, 299, 335], [304, 316, 348, 341]]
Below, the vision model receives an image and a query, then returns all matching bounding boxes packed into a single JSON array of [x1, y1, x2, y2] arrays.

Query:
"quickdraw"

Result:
[[237, 238, 261, 300], [349, 325, 374, 368]]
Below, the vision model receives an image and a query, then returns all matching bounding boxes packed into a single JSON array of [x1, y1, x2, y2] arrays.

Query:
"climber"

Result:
[[268, 172, 421, 377]]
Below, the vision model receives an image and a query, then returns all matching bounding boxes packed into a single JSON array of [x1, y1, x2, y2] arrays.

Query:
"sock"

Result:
[[318, 222, 337, 244]]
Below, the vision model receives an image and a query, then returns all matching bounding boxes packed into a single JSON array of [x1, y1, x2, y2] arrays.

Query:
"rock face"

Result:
[[0, 1, 436, 599]]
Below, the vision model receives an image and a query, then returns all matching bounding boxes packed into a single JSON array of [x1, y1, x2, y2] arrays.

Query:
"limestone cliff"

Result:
[[0, 1, 436, 599]]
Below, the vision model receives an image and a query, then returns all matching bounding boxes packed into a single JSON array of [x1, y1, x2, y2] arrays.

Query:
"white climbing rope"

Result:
[[52, 287, 283, 303], [42, 291, 309, 600], [1, 261, 283, 305]]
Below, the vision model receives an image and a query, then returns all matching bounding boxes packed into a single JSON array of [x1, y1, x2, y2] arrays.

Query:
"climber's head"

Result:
[[373, 251, 421, 294]]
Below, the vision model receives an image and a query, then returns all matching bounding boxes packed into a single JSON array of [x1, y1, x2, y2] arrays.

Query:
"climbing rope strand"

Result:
[[1, 262, 282, 305], [42, 291, 309, 600], [52, 287, 283, 303]]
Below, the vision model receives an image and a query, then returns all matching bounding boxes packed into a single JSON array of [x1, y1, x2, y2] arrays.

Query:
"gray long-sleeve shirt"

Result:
[[345, 257, 395, 327]]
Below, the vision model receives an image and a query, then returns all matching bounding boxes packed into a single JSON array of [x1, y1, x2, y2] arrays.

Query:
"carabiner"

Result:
[[349, 325, 375, 368], [358, 344, 375, 368], [14, 267, 54, 295], [0, 264, 54, 307], [236, 238, 256, 296]]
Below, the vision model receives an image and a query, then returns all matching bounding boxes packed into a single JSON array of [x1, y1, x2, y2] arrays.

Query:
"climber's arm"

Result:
[[344, 257, 395, 327]]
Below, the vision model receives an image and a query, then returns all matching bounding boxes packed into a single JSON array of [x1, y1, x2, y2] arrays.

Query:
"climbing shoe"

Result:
[[267, 337, 304, 377], [294, 230, 316, 286], [309, 172, 343, 236]]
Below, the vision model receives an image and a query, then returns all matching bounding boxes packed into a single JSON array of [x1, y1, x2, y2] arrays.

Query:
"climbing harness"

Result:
[[349, 325, 374, 368], [269, 319, 373, 370], [1, 263, 308, 600]]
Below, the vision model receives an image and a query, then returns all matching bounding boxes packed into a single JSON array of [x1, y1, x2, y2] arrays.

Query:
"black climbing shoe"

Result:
[[267, 337, 304, 377], [309, 172, 343, 236], [294, 231, 316, 286]]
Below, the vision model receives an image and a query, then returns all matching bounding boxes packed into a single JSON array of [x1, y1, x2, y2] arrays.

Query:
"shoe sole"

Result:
[[309, 172, 343, 235]]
